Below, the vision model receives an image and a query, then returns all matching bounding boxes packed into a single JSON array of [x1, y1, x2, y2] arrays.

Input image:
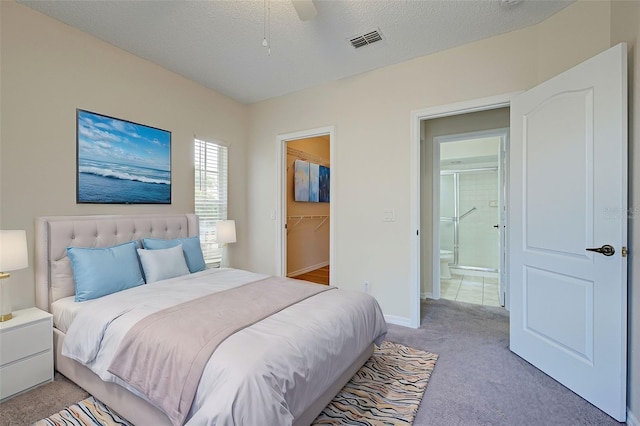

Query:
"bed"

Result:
[[34, 214, 387, 426]]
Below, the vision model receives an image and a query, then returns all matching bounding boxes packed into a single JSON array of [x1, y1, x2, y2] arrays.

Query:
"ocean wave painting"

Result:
[[309, 162, 319, 202], [294, 159, 309, 202], [319, 165, 330, 203], [77, 110, 171, 204]]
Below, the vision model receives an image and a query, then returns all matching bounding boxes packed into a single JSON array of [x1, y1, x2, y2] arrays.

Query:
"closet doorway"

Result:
[[276, 127, 334, 286]]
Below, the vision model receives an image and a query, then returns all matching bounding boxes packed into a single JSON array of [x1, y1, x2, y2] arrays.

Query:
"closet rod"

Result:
[[287, 215, 329, 219], [287, 147, 329, 168]]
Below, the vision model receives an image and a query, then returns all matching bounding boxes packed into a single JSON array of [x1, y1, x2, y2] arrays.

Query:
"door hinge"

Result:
[[621, 246, 628, 257]]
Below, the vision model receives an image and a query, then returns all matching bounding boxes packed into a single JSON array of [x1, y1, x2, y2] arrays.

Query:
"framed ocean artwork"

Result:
[[309, 162, 319, 202], [294, 159, 310, 202], [76, 109, 171, 204], [319, 165, 330, 203], [293, 159, 330, 203]]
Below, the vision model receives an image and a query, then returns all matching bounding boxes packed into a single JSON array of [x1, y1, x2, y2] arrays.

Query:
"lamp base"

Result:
[[0, 272, 13, 322]]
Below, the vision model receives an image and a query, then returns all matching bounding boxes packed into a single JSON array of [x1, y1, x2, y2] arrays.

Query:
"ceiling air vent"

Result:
[[349, 29, 383, 49]]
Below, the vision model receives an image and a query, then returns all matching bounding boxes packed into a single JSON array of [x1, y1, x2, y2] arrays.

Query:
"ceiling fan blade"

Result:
[[291, 0, 317, 21]]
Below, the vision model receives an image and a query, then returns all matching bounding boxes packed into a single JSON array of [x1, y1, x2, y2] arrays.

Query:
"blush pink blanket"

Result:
[[107, 276, 333, 426]]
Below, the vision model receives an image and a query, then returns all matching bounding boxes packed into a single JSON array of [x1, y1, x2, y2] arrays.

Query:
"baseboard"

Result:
[[628, 407, 639, 426], [287, 261, 329, 278], [421, 292, 433, 300], [384, 314, 413, 327]]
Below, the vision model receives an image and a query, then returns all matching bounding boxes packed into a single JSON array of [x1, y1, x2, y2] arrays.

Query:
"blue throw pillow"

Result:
[[67, 241, 145, 302], [142, 236, 206, 273]]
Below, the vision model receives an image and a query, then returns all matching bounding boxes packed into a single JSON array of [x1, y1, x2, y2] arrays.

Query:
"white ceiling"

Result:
[[19, 0, 574, 104]]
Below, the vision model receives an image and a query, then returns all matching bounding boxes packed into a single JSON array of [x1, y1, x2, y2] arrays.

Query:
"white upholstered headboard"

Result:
[[35, 214, 199, 312]]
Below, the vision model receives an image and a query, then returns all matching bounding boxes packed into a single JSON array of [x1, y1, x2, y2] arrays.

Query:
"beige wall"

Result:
[[0, 1, 250, 309], [286, 136, 330, 276], [536, 0, 612, 82], [247, 1, 608, 319], [420, 108, 510, 297], [247, 26, 538, 319]]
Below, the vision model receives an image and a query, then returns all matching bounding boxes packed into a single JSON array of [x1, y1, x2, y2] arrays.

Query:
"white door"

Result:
[[509, 43, 628, 421]]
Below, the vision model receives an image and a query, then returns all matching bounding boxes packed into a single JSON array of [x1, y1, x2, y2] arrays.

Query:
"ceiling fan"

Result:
[[262, 0, 317, 54], [291, 0, 318, 21]]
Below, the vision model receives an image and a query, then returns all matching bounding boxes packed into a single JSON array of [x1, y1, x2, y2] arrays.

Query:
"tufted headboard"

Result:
[[35, 214, 199, 312]]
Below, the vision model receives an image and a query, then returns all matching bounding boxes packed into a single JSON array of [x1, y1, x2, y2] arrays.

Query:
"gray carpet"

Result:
[[388, 298, 622, 425], [0, 372, 89, 426], [0, 298, 623, 426]]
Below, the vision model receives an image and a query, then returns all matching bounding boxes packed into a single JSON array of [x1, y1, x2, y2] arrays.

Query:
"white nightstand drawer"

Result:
[[0, 320, 52, 366], [0, 351, 53, 400]]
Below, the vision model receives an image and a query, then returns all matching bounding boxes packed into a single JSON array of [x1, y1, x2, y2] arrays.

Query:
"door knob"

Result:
[[493, 224, 499, 228], [585, 244, 615, 256]]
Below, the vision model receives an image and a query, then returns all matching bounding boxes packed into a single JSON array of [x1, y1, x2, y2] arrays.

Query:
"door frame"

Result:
[[276, 126, 335, 282], [409, 92, 519, 328], [432, 128, 509, 305]]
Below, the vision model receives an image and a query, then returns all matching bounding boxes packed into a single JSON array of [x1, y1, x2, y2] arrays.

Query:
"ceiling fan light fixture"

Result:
[[500, 0, 523, 6], [262, 0, 271, 55], [292, 0, 317, 21]]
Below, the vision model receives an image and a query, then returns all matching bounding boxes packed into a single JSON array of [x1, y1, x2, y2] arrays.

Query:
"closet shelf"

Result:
[[287, 215, 329, 232]]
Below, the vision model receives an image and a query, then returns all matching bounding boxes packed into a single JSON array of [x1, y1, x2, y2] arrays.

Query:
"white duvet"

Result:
[[61, 268, 388, 425]]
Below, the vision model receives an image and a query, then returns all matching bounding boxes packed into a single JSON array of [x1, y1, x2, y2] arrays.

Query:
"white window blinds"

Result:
[[194, 139, 228, 264]]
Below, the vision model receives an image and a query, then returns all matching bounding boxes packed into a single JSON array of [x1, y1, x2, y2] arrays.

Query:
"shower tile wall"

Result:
[[458, 171, 499, 269]]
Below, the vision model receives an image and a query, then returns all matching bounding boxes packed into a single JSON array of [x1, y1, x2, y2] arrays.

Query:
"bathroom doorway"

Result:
[[418, 104, 510, 309], [434, 129, 507, 306]]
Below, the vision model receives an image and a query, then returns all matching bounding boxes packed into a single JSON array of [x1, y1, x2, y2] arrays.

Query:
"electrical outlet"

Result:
[[363, 281, 370, 293]]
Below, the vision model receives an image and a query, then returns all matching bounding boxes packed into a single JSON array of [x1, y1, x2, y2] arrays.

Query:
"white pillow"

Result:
[[137, 244, 190, 283]]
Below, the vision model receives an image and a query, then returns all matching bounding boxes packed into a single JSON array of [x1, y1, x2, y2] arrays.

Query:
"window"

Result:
[[194, 139, 228, 264]]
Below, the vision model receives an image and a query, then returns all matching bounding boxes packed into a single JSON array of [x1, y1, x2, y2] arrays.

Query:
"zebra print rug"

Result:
[[33, 341, 437, 426], [32, 397, 131, 426], [312, 341, 438, 425]]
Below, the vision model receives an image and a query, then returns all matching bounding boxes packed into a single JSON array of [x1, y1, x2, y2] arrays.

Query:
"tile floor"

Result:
[[440, 269, 502, 307]]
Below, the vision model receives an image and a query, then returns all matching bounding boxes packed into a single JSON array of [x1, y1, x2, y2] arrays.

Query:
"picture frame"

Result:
[[76, 109, 171, 204], [293, 159, 330, 203], [294, 159, 310, 202]]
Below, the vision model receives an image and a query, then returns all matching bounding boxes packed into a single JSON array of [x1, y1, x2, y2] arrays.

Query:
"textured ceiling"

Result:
[[19, 0, 574, 104]]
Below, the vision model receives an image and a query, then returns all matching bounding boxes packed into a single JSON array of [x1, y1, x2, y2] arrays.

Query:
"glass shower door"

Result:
[[456, 170, 500, 270], [439, 173, 455, 254]]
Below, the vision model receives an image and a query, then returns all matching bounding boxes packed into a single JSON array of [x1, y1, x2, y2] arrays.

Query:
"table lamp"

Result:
[[216, 220, 236, 267], [0, 230, 28, 322]]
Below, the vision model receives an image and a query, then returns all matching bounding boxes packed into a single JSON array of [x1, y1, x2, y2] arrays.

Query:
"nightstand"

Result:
[[0, 307, 53, 401]]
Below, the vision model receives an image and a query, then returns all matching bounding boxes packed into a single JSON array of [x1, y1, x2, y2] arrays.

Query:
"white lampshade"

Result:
[[216, 220, 237, 245], [0, 230, 28, 272]]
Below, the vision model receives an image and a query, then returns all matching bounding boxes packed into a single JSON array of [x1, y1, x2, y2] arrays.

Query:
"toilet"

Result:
[[440, 250, 454, 279]]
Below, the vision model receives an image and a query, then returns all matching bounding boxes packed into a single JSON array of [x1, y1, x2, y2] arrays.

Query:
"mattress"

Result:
[[60, 268, 388, 425], [51, 267, 259, 333]]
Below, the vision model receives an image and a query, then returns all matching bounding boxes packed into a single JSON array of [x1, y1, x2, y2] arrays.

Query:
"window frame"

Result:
[[194, 138, 229, 265]]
